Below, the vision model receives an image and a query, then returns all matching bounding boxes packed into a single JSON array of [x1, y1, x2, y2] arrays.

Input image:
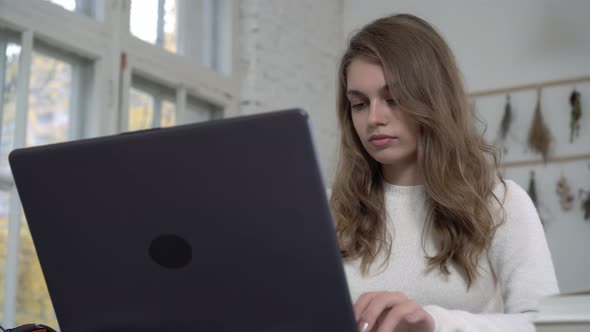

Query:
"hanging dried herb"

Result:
[[570, 89, 582, 143], [499, 94, 513, 140], [528, 170, 538, 206], [555, 175, 574, 211], [527, 89, 552, 161], [583, 195, 590, 220], [528, 171, 543, 226]]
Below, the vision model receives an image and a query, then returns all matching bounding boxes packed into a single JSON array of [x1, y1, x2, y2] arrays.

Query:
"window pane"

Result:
[[177, 0, 231, 74], [129, 88, 154, 131], [0, 45, 83, 330], [44, 0, 98, 18], [15, 218, 58, 328], [163, 0, 177, 53], [130, 0, 177, 53], [0, 190, 9, 324], [27, 52, 72, 147], [46, 0, 76, 11], [130, 0, 158, 45], [185, 96, 220, 124], [0, 43, 21, 176], [130, 0, 230, 74], [129, 77, 175, 130], [161, 99, 176, 127]]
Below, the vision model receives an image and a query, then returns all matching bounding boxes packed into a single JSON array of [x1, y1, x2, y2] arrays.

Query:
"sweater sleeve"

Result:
[[423, 180, 559, 332]]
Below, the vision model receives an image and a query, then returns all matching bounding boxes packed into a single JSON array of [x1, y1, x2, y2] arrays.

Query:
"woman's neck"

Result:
[[382, 160, 422, 186]]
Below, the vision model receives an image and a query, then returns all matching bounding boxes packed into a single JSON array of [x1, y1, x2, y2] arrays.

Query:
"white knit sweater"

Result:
[[342, 180, 559, 331]]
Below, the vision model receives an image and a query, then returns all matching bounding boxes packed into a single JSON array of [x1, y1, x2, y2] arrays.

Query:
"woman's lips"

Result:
[[369, 135, 397, 147]]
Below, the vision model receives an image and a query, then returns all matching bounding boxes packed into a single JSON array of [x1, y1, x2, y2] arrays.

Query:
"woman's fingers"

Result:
[[354, 292, 378, 322], [375, 300, 420, 332], [354, 291, 435, 332], [404, 308, 436, 331], [355, 291, 408, 331]]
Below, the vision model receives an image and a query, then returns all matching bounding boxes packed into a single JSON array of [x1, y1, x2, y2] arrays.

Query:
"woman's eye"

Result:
[[351, 102, 367, 110], [386, 99, 398, 106]]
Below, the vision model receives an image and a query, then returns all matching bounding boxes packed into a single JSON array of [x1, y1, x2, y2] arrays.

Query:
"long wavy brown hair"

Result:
[[330, 14, 505, 287]]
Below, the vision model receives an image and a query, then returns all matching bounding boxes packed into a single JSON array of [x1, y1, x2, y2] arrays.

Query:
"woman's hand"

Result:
[[354, 291, 435, 332]]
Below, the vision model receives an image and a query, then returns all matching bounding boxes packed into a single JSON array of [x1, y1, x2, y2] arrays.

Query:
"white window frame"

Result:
[[0, 28, 33, 328], [0, 0, 239, 327], [129, 74, 177, 129], [28, 41, 91, 142]]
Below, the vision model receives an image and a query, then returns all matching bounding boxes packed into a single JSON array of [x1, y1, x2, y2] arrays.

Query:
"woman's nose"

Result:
[[368, 100, 389, 126]]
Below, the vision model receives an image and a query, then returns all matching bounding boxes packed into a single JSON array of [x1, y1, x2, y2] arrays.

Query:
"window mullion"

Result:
[[2, 184, 22, 328], [201, 0, 213, 69], [176, 0, 203, 65], [75, 0, 96, 18], [176, 85, 187, 124], [0, 41, 7, 145], [175, 0, 187, 56], [69, 62, 82, 140], [118, 53, 131, 132], [218, 0, 232, 75], [14, 30, 33, 150], [152, 95, 162, 128], [1, 29, 33, 328], [211, 0, 221, 71], [156, 0, 165, 48], [105, 0, 130, 135]]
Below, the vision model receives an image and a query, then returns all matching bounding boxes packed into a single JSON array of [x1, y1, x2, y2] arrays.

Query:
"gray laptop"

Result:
[[9, 109, 357, 332]]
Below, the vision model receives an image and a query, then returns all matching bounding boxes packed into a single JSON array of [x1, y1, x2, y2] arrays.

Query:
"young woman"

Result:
[[330, 14, 558, 332]]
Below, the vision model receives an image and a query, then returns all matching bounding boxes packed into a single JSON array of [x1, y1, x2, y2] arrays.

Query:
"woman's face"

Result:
[[346, 58, 419, 167]]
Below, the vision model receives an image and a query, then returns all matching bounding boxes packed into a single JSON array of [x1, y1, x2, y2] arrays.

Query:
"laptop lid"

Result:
[[9, 109, 357, 332]]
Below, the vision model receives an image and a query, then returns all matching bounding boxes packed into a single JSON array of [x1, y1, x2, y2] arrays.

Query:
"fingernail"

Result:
[[360, 321, 369, 332]]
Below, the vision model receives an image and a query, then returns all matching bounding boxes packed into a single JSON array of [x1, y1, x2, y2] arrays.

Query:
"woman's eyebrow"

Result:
[[380, 83, 399, 94], [346, 90, 369, 99], [347, 83, 398, 97]]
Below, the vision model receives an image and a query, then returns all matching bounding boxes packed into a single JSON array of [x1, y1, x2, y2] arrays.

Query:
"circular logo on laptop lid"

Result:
[[149, 234, 192, 269]]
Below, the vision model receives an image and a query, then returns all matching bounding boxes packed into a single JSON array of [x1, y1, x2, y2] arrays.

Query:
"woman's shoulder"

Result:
[[492, 178, 533, 208], [490, 178, 543, 239]]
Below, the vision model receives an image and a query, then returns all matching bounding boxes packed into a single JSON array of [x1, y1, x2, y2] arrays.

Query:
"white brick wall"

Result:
[[239, 0, 343, 185]]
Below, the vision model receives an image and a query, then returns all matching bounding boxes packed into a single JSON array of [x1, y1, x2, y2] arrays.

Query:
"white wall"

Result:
[[343, 0, 590, 92], [477, 84, 590, 293], [342, 0, 590, 292], [238, 0, 343, 184]]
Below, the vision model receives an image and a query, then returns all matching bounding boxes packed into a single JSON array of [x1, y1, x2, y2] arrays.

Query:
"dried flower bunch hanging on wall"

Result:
[[499, 94, 513, 141], [527, 88, 552, 161], [556, 175, 574, 211], [570, 89, 582, 143], [528, 171, 538, 206], [581, 190, 590, 221]]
